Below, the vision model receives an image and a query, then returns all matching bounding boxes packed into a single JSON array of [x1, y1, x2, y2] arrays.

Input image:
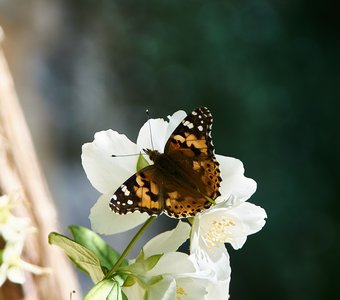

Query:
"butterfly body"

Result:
[[110, 107, 222, 218]]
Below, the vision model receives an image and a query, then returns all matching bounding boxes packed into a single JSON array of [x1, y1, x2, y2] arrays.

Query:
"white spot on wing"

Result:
[[127, 200, 133, 205]]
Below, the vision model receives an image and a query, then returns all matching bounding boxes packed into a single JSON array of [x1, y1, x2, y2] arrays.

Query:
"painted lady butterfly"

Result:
[[109, 107, 222, 218]]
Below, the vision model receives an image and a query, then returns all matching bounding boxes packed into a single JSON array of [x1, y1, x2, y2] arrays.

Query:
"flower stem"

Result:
[[105, 216, 156, 279]]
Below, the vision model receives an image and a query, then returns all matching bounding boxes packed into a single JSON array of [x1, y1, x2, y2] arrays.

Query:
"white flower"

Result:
[[82, 109, 255, 235], [189, 158, 266, 297], [122, 221, 214, 300], [0, 194, 51, 287], [0, 239, 50, 286], [192, 200, 267, 253]]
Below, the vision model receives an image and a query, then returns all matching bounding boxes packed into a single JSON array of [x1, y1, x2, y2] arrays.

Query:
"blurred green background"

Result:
[[1, 0, 338, 299]]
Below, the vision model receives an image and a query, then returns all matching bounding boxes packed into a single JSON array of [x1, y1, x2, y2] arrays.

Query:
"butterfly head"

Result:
[[143, 148, 161, 162]]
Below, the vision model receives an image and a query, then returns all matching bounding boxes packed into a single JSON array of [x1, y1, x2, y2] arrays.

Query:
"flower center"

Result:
[[204, 217, 236, 250], [176, 286, 187, 300]]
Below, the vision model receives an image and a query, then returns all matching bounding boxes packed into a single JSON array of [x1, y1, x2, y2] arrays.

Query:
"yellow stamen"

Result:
[[204, 217, 236, 251], [176, 286, 187, 300]]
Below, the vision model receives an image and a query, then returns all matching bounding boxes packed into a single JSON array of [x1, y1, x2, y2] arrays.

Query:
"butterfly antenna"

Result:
[[146, 109, 155, 150], [112, 153, 147, 157], [70, 290, 76, 300]]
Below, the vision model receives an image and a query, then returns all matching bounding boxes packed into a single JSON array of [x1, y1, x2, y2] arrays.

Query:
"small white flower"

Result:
[[192, 200, 267, 253], [0, 194, 51, 287], [0, 240, 50, 286]]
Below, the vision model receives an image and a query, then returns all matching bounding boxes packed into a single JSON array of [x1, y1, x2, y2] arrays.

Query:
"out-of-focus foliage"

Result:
[[1, 0, 339, 299]]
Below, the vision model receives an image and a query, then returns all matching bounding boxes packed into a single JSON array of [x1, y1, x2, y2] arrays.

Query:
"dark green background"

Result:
[[4, 0, 339, 298]]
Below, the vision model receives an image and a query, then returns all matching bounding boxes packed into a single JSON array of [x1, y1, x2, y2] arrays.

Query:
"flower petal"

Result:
[[190, 232, 231, 282], [216, 155, 257, 203], [148, 277, 176, 300], [82, 130, 138, 194], [137, 110, 187, 153], [123, 282, 145, 300], [226, 202, 267, 249], [175, 277, 208, 300], [147, 252, 196, 277], [7, 266, 25, 284], [0, 264, 8, 287], [89, 193, 149, 235], [205, 278, 230, 300], [143, 221, 190, 257], [164, 110, 187, 140]]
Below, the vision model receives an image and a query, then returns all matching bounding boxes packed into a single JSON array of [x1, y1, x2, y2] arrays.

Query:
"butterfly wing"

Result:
[[109, 166, 163, 216], [163, 107, 222, 217]]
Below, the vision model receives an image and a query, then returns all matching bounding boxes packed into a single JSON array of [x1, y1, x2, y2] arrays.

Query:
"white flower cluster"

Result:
[[82, 109, 267, 299], [0, 194, 50, 286]]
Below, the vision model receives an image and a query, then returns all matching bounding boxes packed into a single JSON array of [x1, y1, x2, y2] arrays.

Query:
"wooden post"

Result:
[[0, 27, 81, 300]]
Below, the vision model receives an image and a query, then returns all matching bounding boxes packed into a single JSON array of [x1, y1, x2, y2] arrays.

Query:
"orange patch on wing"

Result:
[[150, 181, 159, 195]]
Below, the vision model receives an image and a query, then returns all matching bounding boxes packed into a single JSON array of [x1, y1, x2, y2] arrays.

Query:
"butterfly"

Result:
[[109, 107, 222, 218]]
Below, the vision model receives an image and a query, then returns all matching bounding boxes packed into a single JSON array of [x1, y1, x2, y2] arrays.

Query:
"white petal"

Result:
[[82, 130, 138, 194], [123, 282, 145, 300], [205, 279, 230, 300], [190, 236, 231, 282], [143, 221, 190, 257], [137, 110, 187, 153], [7, 266, 25, 284], [216, 155, 257, 203], [148, 277, 176, 300], [164, 110, 187, 140], [137, 118, 169, 153], [0, 264, 9, 287], [147, 252, 196, 277], [89, 193, 150, 235], [227, 202, 267, 249], [175, 277, 208, 300]]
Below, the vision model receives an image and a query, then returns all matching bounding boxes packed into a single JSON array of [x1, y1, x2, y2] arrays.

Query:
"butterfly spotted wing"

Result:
[[109, 107, 222, 218]]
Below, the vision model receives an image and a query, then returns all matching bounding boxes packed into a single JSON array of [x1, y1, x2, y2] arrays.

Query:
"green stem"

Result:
[[105, 216, 156, 279]]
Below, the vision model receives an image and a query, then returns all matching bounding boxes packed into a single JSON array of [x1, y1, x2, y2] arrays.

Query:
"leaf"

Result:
[[137, 153, 149, 171], [84, 279, 123, 300], [48, 232, 104, 283], [68, 225, 127, 270]]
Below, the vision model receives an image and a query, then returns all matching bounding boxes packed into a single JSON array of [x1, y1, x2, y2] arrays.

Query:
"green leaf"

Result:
[[68, 225, 127, 270], [48, 232, 104, 283], [84, 279, 123, 300], [137, 153, 149, 171]]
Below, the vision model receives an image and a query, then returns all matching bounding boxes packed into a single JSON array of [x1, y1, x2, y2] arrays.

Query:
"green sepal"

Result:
[[137, 153, 149, 171], [48, 232, 104, 283], [122, 254, 162, 275], [204, 195, 216, 205], [187, 217, 194, 225], [123, 275, 136, 287]]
